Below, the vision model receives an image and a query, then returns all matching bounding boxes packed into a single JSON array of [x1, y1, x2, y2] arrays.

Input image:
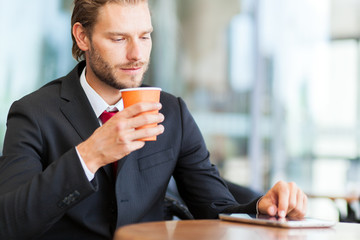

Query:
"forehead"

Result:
[[94, 2, 152, 34]]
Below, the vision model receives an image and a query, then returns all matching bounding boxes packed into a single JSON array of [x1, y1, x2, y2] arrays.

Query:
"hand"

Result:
[[77, 102, 164, 173], [258, 181, 307, 219]]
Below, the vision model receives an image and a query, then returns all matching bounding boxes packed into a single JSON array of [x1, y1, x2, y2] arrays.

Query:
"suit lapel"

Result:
[[58, 62, 114, 180], [60, 97, 99, 141], [59, 62, 99, 141]]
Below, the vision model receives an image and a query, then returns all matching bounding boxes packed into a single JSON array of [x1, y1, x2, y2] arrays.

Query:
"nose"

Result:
[[126, 39, 141, 62]]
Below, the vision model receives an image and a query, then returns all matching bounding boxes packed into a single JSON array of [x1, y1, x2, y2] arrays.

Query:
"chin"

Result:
[[119, 81, 142, 90], [129, 79, 143, 88]]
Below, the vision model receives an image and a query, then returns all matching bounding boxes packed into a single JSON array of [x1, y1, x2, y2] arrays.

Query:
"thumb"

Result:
[[267, 205, 278, 216], [258, 196, 278, 216]]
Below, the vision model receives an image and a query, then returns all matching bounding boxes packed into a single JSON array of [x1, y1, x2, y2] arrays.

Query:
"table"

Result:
[[114, 219, 360, 240]]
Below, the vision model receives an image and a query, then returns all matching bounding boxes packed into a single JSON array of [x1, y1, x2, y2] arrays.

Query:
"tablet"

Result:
[[219, 213, 335, 228]]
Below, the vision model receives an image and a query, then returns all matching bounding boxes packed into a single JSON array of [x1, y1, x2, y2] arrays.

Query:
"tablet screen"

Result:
[[219, 213, 335, 228]]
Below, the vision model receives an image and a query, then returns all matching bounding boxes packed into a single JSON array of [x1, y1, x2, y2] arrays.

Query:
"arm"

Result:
[[0, 101, 97, 239], [0, 99, 164, 239], [0, 151, 97, 239], [171, 98, 307, 219], [172, 98, 258, 218]]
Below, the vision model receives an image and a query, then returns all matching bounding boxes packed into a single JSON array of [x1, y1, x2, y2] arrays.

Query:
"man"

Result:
[[0, 0, 307, 239]]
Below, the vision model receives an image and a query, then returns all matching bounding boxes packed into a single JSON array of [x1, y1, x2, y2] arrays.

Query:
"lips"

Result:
[[121, 62, 145, 69], [122, 67, 142, 71], [120, 66, 143, 75], [117, 61, 149, 77]]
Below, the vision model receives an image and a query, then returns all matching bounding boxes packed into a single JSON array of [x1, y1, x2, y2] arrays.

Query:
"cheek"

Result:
[[143, 43, 152, 60], [107, 50, 123, 63], [103, 49, 128, 67], [96, 41, 125, 62]]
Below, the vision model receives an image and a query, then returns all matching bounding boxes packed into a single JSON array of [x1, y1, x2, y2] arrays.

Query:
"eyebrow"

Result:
[[107, 28, 153, 37]]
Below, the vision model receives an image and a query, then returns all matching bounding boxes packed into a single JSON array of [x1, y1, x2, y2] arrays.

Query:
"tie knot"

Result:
[[99, 110, 118, 124]]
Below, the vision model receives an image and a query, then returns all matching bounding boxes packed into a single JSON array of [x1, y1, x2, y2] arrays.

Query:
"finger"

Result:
[[295, 189, 303, 213], [127, 124, 165, 142], [287, 188, 308, 219], [112, 140, 145, 161], [258, 193, 278, 216], [297, 190, 308, 218], [267, 205, 278, 217], [276, 181, 290, 218], [130, 112, 165, 129], [287, 188, 303, 219], [122, 140, 145, 153], [119, 102, 162, 119], [302, 193, 308, 216], [287, 182, 298, 213]]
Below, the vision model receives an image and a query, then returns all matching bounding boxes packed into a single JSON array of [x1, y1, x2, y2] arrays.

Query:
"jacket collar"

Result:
[[59, 61, 100, 141]]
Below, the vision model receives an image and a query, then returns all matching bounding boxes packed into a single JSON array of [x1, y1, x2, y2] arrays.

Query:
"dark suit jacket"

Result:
[[0, 61, 258, 239]]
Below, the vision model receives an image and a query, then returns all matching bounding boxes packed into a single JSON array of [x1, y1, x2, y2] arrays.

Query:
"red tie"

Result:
[[99, 110, 118, 124], [99, 110, 119, 176]]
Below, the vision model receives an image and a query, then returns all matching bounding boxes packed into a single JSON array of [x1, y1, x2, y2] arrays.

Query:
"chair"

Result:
[[308, 194, 360, 223]]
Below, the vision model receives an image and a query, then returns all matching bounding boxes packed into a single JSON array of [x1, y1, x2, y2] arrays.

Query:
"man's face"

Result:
[[87, 2, 153, 90]]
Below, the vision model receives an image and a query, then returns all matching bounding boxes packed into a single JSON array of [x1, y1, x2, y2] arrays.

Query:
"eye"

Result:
[[141, 34, 151, 40], [110, 36, 125, 42], [113, 38, 125, 42]]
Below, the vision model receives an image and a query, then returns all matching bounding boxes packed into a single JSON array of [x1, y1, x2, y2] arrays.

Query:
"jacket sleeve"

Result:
[[0, 101, 97, 239], [172, 97, 260, 219]]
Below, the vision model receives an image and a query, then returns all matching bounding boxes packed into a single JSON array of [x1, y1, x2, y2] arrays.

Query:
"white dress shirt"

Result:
[[76, 67, 124, 181]]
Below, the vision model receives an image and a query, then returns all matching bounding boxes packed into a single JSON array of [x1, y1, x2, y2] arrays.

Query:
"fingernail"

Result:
[[279, 211, 286, 218], [156, 124, 164, 133]]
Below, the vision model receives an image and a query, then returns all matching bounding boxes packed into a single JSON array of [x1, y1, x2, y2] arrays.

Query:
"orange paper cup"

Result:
[[120, 87, 162, 141]]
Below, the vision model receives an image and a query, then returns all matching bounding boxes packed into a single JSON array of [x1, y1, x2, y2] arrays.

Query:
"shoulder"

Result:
[[160, 90, 179, 105], [159, 91, 188, 116], [12, 62, 84, 108], [13, 78, 64, 109], [159, 91, 191, 116]]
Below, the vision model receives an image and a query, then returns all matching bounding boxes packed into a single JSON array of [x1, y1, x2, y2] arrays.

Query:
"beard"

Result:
[[87, 43, 149, 90]]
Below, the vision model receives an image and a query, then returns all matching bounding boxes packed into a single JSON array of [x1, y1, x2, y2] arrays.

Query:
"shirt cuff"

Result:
[[75, 147, 95, 181]]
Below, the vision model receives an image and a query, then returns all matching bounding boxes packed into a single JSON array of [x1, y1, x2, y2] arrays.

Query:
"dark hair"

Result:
[[71, 0, 148, 61]]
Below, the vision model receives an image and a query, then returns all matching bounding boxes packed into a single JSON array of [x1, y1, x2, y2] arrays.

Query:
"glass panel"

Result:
[[0, 0, 76, 153], [1, 1, 360, 216]]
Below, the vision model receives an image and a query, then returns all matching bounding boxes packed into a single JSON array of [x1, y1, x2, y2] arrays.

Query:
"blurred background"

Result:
[[1, 0, 360, 221]]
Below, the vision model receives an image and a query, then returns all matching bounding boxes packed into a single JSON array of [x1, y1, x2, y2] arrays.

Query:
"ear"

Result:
[[72, 22, 90, 52]]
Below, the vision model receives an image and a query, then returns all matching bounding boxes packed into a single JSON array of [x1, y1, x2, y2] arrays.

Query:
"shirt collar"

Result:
[[80, 67, 124, 119]]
